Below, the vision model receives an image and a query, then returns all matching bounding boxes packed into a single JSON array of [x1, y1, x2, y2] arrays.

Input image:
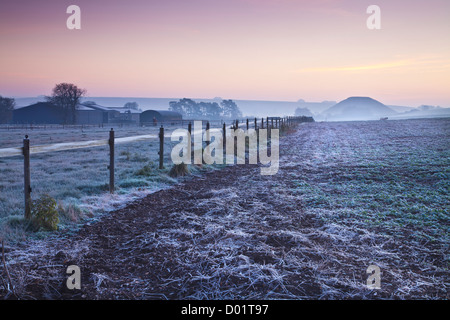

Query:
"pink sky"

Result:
[[0, 0, 449, 107]]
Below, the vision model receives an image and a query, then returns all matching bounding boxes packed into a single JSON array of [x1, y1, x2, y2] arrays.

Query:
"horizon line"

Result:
[[8, 95, 449, 108]]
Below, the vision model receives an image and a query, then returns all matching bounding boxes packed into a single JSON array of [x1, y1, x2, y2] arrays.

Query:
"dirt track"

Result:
[[1, 121, 448, 300]]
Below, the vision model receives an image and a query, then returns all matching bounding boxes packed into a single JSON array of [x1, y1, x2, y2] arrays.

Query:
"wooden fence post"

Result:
[[109, 128, 115, 194], [254, 117, 257, 130], [159, 125, 164, 169], [206, 121, 210, 142], [246, 118, 249, 131], [261, 117, 264, 129], [23, 135, 31, 219], [188, 122, 192, 163], [222, 122, 226, 160], [222, 122, 226, 140]]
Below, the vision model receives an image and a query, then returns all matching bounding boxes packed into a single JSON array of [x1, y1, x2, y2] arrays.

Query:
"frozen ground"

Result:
[[0, 118, 448, 299], [0, 123, 222, 238]]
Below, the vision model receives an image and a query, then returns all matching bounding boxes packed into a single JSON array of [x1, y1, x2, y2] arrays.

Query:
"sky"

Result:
[[0, 0, 449, 107]]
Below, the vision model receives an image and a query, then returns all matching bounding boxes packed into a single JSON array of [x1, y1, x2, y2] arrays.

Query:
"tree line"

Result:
[[169, 98, 242, 120]]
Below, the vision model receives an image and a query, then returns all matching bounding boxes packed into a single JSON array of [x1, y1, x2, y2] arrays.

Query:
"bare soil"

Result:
[[1, 120, 448, 300]]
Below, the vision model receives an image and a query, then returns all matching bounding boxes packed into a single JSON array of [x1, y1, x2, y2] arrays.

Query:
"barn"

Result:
[[140, 110, 182, 124], [13, 102, 64, 124], [75, 105, 104, 124], [80, 102, 120, 123], [13, 102, 104, 125], [117, 109, 141, 124]]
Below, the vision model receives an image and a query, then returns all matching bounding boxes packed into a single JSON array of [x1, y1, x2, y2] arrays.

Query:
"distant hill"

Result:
[[296, 100, 337, 115], [389, 105, 450, 119], [319, 97, 397, 121], [387, 105, 416, 113]]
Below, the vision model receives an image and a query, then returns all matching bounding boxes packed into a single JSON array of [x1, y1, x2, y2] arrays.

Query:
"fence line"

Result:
[[1, 119, 250, 131], [0, 116, 312, 218], [0, 130, 227, 158]]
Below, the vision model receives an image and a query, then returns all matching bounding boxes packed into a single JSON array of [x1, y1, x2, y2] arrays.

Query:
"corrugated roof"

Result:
[[77, 105, 98, 111], [141, 110, 181, 116], [79, 103, 114, 112]]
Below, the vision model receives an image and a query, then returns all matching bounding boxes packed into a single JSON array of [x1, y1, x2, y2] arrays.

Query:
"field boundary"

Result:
[[0, 116, 311, 219]]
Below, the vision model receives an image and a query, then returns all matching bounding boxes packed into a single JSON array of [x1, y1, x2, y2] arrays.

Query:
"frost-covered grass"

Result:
[[286, 119, 450, 244], [1, 119, 448, 300], [120, 119, 449, 299], [0, 124, 221, 241]]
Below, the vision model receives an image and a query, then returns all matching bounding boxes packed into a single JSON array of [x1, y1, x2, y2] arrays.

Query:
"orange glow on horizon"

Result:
[[0, 0, 449, 107]]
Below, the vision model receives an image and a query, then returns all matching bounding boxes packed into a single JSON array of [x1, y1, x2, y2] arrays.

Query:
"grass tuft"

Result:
[[169, 163, 190, 178]]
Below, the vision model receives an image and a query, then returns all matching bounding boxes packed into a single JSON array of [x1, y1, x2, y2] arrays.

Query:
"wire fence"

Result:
[[0, 116, 312, 218]]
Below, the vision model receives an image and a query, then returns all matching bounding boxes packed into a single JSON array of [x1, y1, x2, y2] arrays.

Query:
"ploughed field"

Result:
[[1, 118, 448, 299]]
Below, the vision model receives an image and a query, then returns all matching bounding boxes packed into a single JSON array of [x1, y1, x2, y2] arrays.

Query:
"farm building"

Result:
[[117, 109, 141, 124], [140, 110, 182, 124], [80, 102, 120, 123], [106, 107, 141, 124], [12, 103, 183, 125], [12, 101, 144, 125], [13, 102, 64, 124], [81, 102, 142, 124], [13, 102, 104, 125], [75, 105, 104, 124]]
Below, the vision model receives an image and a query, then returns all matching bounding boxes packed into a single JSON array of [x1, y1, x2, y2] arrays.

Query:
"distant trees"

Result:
[[168, 99, 185, 115], [200, 101, 222, 119], [169, 98, 199, 118], [46, 83, 86, 124], [169, 98, 242, 120], [0, 95, 15, 124], [294, 107, 313, 117], [418, 105, 440, 111], [221, 99, 242, 119], [124, 102, 140, 111]]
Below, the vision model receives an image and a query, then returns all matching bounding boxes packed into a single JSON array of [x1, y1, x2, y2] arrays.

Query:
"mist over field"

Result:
[[12, 96, 450, 121]]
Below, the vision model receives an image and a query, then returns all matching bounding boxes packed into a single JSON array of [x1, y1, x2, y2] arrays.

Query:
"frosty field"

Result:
[[0, 123, 221, 238], [0, 118, 449, 299]]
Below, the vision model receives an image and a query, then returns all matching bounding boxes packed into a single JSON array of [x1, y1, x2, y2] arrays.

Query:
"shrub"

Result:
[[135, 163, 153, 176], [131, 153, 149, 162], [58, 201, 87, 223], [120, 150, 131, 160], [30, 194, 59, 231], [169, 163, 189, 177]]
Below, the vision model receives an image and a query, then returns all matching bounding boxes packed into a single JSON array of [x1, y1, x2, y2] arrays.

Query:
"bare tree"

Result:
[[46, 83, 86, 124], [0, 96, 15, 124]]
